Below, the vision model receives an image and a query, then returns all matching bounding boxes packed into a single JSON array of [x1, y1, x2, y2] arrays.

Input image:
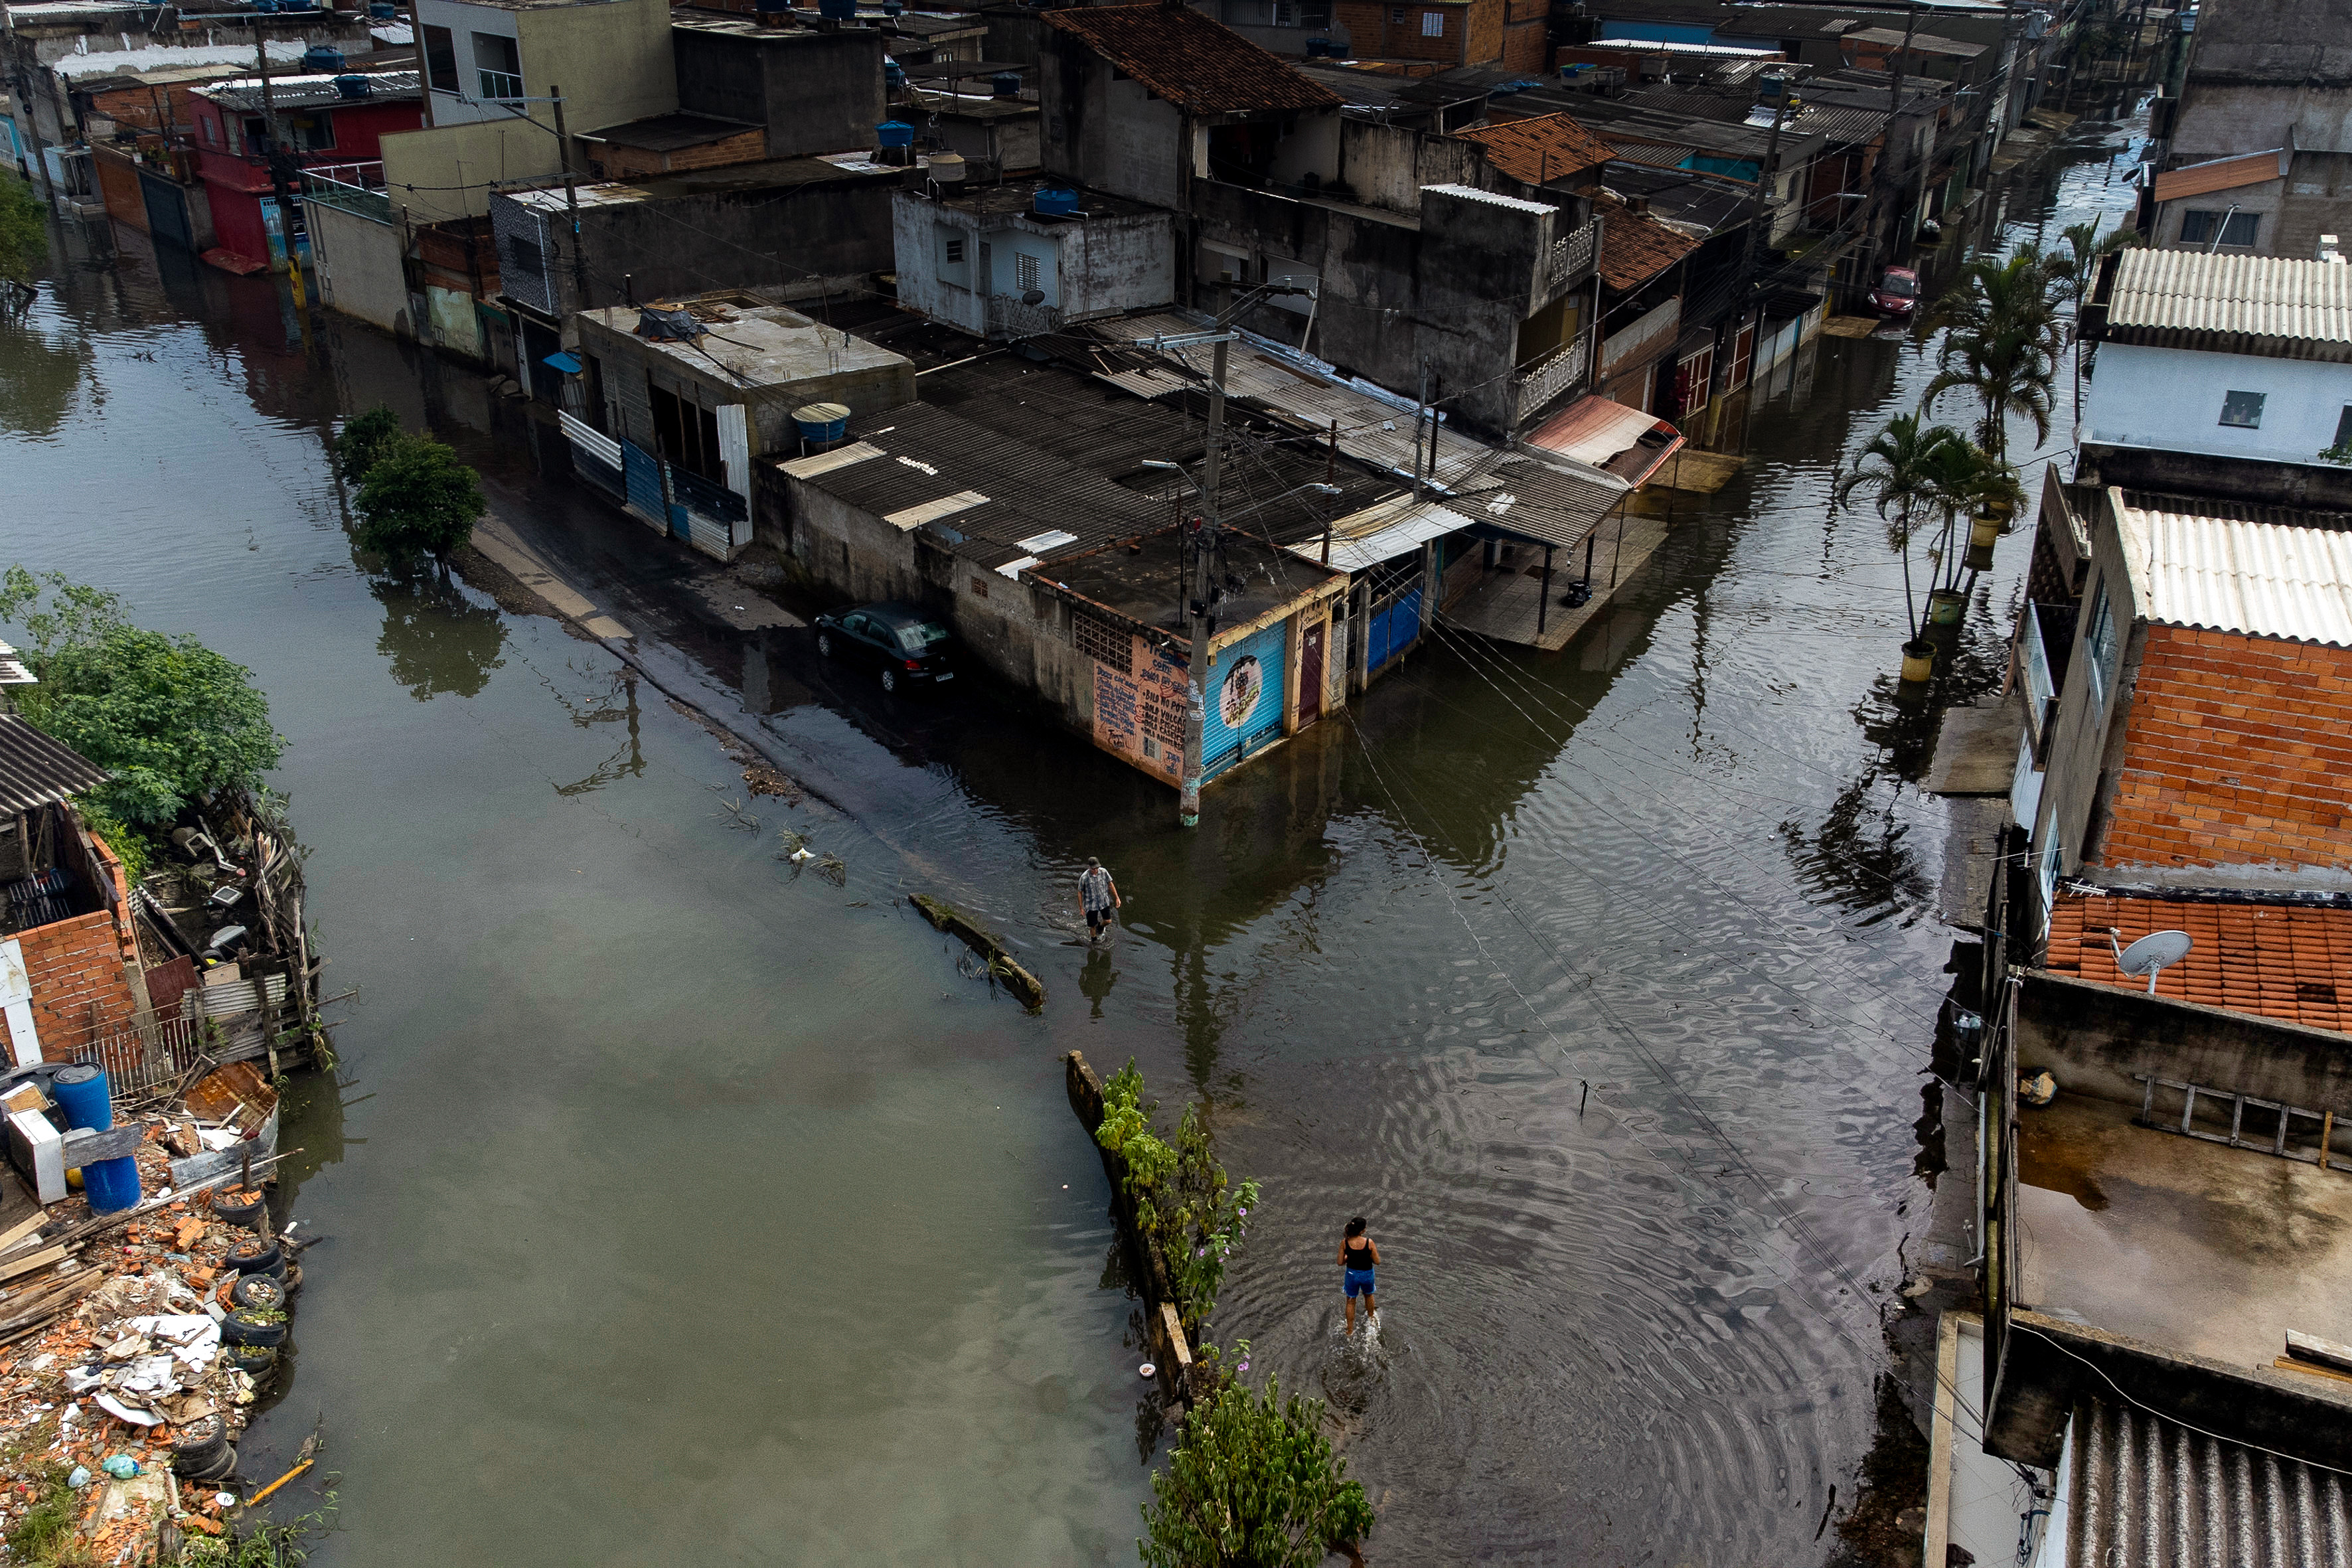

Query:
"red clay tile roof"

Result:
[[2043, 891, 2352, 1034], [1597, 198, 1698, 291], [1456, 113, 1616, 187], [1044, 4, 1342, 115]]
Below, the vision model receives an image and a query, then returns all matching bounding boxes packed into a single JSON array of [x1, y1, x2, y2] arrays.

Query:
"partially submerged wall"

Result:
[[2017, 970, 2352, 1118]]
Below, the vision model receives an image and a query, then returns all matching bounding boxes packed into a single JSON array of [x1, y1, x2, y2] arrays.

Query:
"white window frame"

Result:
[[2218, 388, 2264, 429], [1421, 9, 1445, 34], [2082, 576, 2117, 713]]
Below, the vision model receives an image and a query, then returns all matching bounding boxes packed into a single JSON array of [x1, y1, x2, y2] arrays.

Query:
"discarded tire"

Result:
[[226, 1238, 280, 1275], [226, 1346, 277, 1377], [171, 1415, 226, 1470], [178, 1443, 236, 1482], [210, 1190, 265, 1229], [228, 1275, 287, 1313], [222, 1308, 288, 1348]]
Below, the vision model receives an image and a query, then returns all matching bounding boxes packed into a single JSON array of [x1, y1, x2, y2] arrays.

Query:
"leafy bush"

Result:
[[1097, 1061, 1260, 1332], [331, 404, 404, 485], [0, 172, 44, 292], [1140, 1375, 1373, 1568], [353, 435, 485, 564], [0, 568, 283, 828]]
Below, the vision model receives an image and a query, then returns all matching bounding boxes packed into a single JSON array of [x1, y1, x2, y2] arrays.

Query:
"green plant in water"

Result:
[[178, 1496, 337, 1568], [353, 435, 486, 565], [329, 405, 404, 486], [1139, 1374, 1372, 1568], [1096, 1062, 1259, 1333]]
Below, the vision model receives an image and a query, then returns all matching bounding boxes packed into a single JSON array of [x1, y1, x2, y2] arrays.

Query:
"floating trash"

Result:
[[1138, 1362, 1156, 1379]]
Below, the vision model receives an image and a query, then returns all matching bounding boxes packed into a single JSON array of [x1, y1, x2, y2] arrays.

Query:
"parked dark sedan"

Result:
[[812, 601, 957, 694]]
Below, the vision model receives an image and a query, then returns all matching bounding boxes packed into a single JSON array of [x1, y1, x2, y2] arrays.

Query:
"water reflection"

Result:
[[371, 567, 509, 702], [0, 317, 90, 437]]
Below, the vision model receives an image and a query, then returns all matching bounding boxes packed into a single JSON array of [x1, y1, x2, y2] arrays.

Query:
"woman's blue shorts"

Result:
[[1344, 1268, 1376, 1298]]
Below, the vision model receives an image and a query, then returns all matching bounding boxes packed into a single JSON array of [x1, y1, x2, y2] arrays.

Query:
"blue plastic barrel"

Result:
[[51, 1065, 111, 1133], [83, 1157, 141, 1215]]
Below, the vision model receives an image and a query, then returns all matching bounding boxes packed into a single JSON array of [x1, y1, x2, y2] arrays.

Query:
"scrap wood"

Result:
[[0, 1213, 47, 1257], [0, 1245, 68, 1285]]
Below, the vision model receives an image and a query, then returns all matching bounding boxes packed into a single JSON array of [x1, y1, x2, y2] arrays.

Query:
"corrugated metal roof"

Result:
[[0, 716, 106, 816], [1284, 496, 1468, 573], [1093, 313, 1496, 489], [2117, 499, 2352, 647], [2152, 148, 2288, 203], [2102, 250, 2352, 358], [2068, 1394, 2352, 1568]]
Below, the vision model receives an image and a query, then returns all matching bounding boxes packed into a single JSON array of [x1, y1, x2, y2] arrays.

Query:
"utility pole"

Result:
[[1411, 362, 1429, 499], [1321, 418, 1338, 566], [1881, 7, 1919, 252], [550, 86, 588, 313], [1177, 272, 1232, 830], [1745, 78, 1793, 277]]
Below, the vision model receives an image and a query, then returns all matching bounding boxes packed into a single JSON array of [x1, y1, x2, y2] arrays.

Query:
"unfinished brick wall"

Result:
[[2092, 624, 2352, 874], [594, 127, 767, 179], [13, 912, 139, 1063], [1502, 18, 1549, 70], [1334, 0, 1482, 62]]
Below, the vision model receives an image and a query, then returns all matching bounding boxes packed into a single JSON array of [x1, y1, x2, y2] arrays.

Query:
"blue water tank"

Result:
[[793, 402, 850, 445], [884, 60, 905, 89], [1303, 37, 1331, 55], [991, 70, 1021, 97], [875, 119, 913, 147], [252, 0, 279, 13], [335, 73, 372, 99], [1033, 187, 1079, 216], [817, 0, 858, 19], [302, 45, 345, 72], [366, 0, 396, 15], [51, 1065, 111, 1134], [280, 0, 315, 11], [83, 1157, 141, 1215]]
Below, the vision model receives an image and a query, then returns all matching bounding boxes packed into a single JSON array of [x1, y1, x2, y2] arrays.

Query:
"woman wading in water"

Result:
[[1337, 1217, 1379, 1335]]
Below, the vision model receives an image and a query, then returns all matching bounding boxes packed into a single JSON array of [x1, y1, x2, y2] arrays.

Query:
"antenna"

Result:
[[2106, 927, 2193, 994]]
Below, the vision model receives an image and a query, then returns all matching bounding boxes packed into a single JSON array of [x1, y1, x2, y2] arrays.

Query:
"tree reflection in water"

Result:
[[371, 566, 507, 702]]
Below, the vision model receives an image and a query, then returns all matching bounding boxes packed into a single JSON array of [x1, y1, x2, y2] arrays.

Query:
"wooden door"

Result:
[[1298, 621, 1325, 728]]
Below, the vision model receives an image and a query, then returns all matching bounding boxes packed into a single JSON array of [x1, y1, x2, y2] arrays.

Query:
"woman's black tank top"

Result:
[[1342, 1237, 1373, 1271]]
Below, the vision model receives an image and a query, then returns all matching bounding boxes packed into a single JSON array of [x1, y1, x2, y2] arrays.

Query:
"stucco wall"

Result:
[[517, 0, 676, 139], [2083, 343, 2352, 471], [1042, 44, 1182, 207], [382, 119, 562, 223], [672, 27, 883, 158], [309, 200, 410, 335]]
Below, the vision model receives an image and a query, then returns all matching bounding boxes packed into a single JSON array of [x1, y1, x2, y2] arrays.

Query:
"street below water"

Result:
[[0, 112, 2144, 1566]]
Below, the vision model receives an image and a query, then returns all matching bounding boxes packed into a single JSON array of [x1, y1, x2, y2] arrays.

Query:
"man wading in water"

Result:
[[1078, 856, 1121, 943], [1338, 1217, 1379, 1335]]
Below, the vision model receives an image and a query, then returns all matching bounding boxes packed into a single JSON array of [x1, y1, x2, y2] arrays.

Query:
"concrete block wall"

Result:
[[2094, 624, 2352, 878]]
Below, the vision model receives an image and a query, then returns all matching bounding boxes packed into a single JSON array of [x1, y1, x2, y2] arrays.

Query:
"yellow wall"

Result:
[[518, 0, 677, 139], [382, 118, 564, 222]]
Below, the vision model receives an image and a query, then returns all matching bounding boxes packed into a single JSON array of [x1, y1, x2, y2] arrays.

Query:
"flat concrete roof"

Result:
[[503, 155, 896, 211], [2015, 1093, 2352, 1371], [579, 303, 913, 392]]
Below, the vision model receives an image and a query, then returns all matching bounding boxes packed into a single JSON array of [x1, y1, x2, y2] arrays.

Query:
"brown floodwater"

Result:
[[0, 113, 2142, 1565]]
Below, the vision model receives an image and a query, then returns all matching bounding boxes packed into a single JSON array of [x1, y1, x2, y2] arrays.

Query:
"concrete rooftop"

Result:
[[580, 304, 913, 392], [2015, 1093, 2352, 1372]]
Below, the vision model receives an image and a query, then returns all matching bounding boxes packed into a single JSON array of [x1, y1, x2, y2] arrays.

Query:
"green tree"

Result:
[[0, 568, 284, 829], [331, 404, 406, 485], [353, 435, 486, 564], [2047, 217, 2140, 416], [1836, 414, 1963, 641], [1923, 321, 2056, 463], [1140, 1375, 1373, 1568], [1920, 433, 2023, 596], [1097, 1061, 1260, 1335], [0, 172, 44, 295]]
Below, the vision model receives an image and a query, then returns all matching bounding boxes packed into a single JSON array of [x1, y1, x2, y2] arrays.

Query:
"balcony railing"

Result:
[[1548, 217, 1601, 287], [303, 160, 392, 226], [479, 68, 524, 103], [1512, 331, 1591, 425]]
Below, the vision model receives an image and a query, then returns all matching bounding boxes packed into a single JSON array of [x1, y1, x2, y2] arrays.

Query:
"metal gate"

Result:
[[1366, 583, 1422, 673], [621, 440, 666, 530], [138, 171, 193, 250]]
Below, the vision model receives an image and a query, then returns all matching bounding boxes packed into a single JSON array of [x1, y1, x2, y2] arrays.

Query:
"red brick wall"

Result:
[[595, 127, 767, 179], [1335, 0, 1483, 62], [13, 913, 139, 1063], [2093, 624, 2352, 874], [1464, 0, 1502, 64], [1502, 18, 1548, 70]]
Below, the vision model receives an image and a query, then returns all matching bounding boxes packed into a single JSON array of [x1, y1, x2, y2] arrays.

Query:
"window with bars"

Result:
[[1073, 611, 1131, 672], [1015, 252, 1042, 292], [1421, 9, 1444, 33]]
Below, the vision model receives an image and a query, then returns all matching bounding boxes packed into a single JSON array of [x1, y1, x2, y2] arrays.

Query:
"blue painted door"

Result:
[[1368, 587, 1421, 673], [1200, 619, 1289, 780]]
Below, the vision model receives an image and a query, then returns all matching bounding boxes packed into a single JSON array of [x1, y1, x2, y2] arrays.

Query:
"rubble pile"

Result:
[[0, 1131, 307, 1563]]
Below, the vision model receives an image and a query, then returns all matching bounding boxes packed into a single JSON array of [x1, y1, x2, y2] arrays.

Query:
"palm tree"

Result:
[[1925, 250, 2063, 357], [2046, 217, 2140, 418], [1924, 321, 2057, 463], [1921, 435, 2026, 596], [1836, 413, 1964, 643]]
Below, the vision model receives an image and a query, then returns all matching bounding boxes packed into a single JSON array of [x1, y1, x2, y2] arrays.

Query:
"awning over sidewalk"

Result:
[[1523, 395, 1685, 487]]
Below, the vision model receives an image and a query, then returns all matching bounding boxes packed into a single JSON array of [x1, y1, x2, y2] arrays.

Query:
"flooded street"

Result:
[[0, 112, 2142, 1566]]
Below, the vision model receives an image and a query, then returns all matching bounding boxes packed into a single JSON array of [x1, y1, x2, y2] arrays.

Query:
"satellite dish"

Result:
[[2110, 928, 2193, 993]]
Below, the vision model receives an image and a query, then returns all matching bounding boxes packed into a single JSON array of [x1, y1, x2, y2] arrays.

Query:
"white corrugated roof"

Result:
[[2106, 248, 2352, 346], [2117, 499, 2352, 647], [1283, 495, 1470, 574]]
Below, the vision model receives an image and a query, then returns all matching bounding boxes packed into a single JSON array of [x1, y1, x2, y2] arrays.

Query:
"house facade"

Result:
[[188, 70, 423, 273], [2078, 248, 2352, 509], [890, 179, 1174, 342]]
